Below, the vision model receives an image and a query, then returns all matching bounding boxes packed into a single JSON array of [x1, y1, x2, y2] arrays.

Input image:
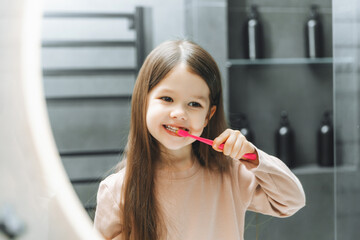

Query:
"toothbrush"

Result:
[[169, 127, 257, 160]]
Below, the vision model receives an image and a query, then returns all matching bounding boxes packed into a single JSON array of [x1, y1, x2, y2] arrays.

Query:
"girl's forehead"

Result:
[[154, 64, 210, 96]]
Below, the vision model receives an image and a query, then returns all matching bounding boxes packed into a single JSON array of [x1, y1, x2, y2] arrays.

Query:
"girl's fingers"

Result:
[[213, 129, 243, 156], [232, 135, 246, 159], [223, 131, 239, 156], [239, 141, 256, 161], [212, 129, 232, 150], [213, 129, 256, 161]]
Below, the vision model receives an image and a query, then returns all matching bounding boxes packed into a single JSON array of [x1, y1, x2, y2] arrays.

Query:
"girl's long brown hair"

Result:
[[120, 40, 231, 240]]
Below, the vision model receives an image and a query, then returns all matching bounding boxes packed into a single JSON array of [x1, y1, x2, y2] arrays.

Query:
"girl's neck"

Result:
[[157, 145, 195, 172]]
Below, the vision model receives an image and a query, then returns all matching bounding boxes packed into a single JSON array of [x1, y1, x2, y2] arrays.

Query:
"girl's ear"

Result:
[[204, 105, 217, 127]]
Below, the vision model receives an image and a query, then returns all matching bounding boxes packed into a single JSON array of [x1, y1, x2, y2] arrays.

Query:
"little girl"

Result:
[[94, 40, 305, 240]]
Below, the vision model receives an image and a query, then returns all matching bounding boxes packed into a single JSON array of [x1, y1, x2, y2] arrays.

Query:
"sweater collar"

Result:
[[155, 158, 201, 180]]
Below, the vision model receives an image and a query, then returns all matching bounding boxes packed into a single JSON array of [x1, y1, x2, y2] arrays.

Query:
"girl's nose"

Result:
[[169, 106, 187, 120]]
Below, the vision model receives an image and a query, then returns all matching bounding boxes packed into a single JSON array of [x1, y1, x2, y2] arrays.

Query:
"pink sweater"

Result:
[[94, 148, 305, 240]]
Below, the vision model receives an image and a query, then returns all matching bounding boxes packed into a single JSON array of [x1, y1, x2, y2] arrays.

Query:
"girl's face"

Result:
[[146, 63, 216, 151]]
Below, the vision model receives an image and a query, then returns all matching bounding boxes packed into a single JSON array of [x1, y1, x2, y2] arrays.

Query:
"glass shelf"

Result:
[[227, 57, 334, 67]]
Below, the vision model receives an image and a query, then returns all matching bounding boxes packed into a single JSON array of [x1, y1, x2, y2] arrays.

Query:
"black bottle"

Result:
[[275, 111, 295, 168], [317, 111, 334, 166], [244, 5, 263, 60], [230, 113, 254, 143], [305, 5, 322, 58]]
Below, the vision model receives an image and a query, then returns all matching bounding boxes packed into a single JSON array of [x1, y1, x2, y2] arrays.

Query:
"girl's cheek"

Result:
[[191, 113, 209, 133]]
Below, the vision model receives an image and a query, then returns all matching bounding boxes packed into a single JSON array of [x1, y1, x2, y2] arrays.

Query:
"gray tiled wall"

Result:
[[46, 100, 131, 152], [333, 0, 360, 238], [43, 74, 135, 98]]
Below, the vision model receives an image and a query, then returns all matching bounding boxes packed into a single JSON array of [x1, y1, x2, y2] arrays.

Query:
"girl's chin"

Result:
[[157, 139, 194, 151], [160, 143, 191, 151]]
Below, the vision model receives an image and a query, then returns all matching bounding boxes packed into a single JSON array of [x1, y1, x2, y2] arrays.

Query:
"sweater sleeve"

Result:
[[94, 180, 123, 239], [245, 148, 306, 217]]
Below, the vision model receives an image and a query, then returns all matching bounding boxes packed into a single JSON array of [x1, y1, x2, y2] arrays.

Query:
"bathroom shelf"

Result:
[[226, 57, 333, 67], [292, 164, 357, 175]]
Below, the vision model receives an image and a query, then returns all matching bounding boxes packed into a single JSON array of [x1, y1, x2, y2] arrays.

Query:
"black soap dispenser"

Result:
[[230, 113, 254, 143], [244, 5, 263, 60], [305, 5, 322, 58], [275, 111, 295, 168], [317, 111, 334, 166]]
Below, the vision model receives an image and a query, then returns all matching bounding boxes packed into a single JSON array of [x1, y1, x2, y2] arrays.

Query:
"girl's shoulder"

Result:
[[102, 167, 126, 183], [99, 167, 126, 202]]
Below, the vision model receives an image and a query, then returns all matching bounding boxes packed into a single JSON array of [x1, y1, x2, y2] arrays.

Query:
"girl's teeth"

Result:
[[165, 125, 179, 132], [165, 125, 189, 132]]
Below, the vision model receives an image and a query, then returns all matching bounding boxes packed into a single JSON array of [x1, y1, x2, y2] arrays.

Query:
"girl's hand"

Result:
[[212, 129, 259, 165]]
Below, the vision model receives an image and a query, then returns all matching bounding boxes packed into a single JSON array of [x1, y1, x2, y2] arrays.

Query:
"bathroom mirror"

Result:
[[2, 0, 358, 239]]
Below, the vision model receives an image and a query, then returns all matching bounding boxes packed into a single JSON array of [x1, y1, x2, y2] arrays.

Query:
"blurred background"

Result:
[[39, 0, 359, 239]]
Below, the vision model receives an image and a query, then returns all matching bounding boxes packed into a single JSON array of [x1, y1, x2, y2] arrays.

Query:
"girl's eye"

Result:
[[189, 102, 202, 108], [160, 96, 173, 102]]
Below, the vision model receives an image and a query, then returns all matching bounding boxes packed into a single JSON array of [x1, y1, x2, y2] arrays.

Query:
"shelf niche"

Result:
[[228, 2, 334, 172]]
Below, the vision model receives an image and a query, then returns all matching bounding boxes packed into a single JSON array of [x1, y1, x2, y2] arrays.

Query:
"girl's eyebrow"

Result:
[[191, 95, 208, 102], [158, 88, 208, 101]]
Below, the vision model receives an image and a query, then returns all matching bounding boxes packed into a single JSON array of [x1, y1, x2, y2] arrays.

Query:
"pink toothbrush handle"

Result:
[[188, 134, 215, 146], [189, 134, 257, 160]]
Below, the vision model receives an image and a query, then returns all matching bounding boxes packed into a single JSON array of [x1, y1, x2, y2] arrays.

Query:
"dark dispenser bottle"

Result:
[[244, 5, 263, 60], [317, 111, 334, 166], [230, 113, 254, 143], [305, 5, 322, 58], [275, 111, 295, 168]]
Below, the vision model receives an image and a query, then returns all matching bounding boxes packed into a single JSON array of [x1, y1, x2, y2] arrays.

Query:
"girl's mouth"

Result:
[[163, 125, 189, 135]]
